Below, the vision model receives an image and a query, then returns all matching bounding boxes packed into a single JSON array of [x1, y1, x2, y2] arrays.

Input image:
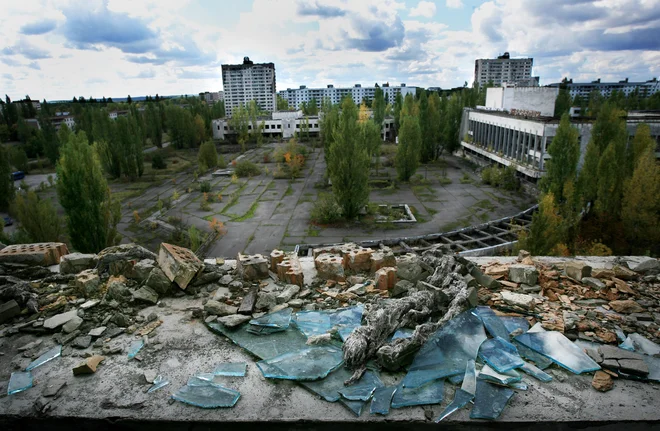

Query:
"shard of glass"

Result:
[[294, 305, 363, 341], [520, 361, 553, 382], [25, 345, 62, 371], [391, 379, 444, 408], [470, 380, 515, 420], [514, 331, 601, 374], [391, 328, 414, 341], [207, 322, 308, 360], [172, 379, 240, 408], [300, 366, 355, 402], [8, 371, 33, 395], [339, 397, 366, 417], [402, 310, 487, 388], [527, 322, 546, 333], [257, 345, 344, 381], [127, 339, 144, 359], [339, 370, 383, 401], [434, 389, 474, 422], [213, 362, 247, 377], [619, 333, 660, 356], [478, 364, 522, 385], [461, 359, 478, 395], [248, 308, 293, 334], [448, 374, 464, 385], [499, 316, 530, 335], [472, 306, 510, 340], [512, 340, 553, 369], [478, 336, 524, 373], [148, 375, 170, 393], [370, 386, 397, 415]]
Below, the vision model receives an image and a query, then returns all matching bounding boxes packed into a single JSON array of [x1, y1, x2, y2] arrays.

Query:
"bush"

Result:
[[482, 165, 519, 191], [10, 147, 29, 173], [235, 160, 261, 177], [198, 141, 218, 172], [199, 181, 211, 193], [217, 154, 227, 169], [310, 193, 343, 224], [151, 153, 167, 169]]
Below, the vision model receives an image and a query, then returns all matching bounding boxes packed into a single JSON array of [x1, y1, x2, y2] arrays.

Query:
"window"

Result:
[[224, 126, 228, 131], [287, 124, 290, 129]]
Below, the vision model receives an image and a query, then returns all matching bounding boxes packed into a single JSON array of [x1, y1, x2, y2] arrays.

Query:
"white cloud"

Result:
[[446, 0, 464, 9], [410, 1, 436, 18]]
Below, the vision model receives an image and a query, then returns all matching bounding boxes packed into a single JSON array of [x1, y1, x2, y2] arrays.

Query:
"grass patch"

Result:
[[472, 199, 496, 212], [306, 225, 321, 237], [438, 177, 452, 186], [460, 172, 473, 184], [284, 184, 293, 196], [232, 201, 259, 222]]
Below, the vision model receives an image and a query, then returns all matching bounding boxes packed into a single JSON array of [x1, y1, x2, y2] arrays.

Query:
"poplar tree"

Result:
[[0, 145, 14, 209], [327, 97, 370, 218], [14, 190, 62, 242], [517, 193, 566, 256], [396, 94, 421, 181], [541, 114, 580, 202], [372, 87, 385, 127]]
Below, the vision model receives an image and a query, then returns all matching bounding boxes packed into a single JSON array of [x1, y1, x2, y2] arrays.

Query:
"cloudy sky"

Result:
[[1, 0, 659, 101]]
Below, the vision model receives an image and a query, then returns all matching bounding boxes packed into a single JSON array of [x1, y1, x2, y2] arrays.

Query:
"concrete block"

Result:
[[501, 290, 535, 309], [314, 253, 345, 281], [565, 261, 592, 282], [508, 264, 538, 285], [582, 277, 606, 291], [236, 253, 269, 281], [74, 269, 100, 298], [0, 300, 20, 324], [205, 300, 238, 316], [370, 249, 396, 273], [145, 267, 172, 295], [131, 259, 156, 282], [44, 310, 79, 330], [132, 286, 159, 304], [0, 242, 69, 266], [375, 267, 397, 291], [158, 243, 204, 290], [470, 266, 501, 289], [276, 254, 304, 287], [276, 284, 300, 304], [60, 253, 98, 274]]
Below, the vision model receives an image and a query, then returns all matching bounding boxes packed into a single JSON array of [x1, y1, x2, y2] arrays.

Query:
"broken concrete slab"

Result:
[[217, 314, 251, 328], [508, 264, 538, 286], [88, 326, 106, 337], [62, 315, 83, 333], [157, 243, 204, 290], [0, 300, 20, 324], [276, 285, 300, 304], [59, 253, 98, 275], [238, 288, 258, 315], [470, 267, 500, 290], [213, 287, 232, 301], [396, 253, 423, 282], [0, 242, 69, 266], [500, 291, 535, 310], [204, 300, 238, 316], [565, 261, 592, 282], [131, 259, 156, 282], [132, 286, 159, 305], [43, 310, 78, 330], [255, 292, 277, 310], [145, 267, 172, 296], [72, 335, 92, 349], [390, 280, 413, 298], [582, 277, 606, 291], [236, 253, 269, 281], [42, 378, 67, 397], [80, 300, 99, 310], [370, 248, 396, 273], [72, 355, 105, 375], [628, 258, 659, 274]]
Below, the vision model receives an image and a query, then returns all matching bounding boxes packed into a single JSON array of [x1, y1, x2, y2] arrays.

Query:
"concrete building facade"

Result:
[[279, 84, 417, 110], [222, 57, 276, 118], [548, 78, 660, 99], [474, 53, 536, 87], [485, 87, 559, 117], [199, 91, 224, 104]]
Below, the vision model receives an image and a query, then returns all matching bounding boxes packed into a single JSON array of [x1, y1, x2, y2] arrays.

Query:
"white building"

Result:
[[459, 91, 660, 181], [548, 78, 660, 99], [50, 115, 75, 131], [199, 91, 224, 104], [222, 57, 276, 118], [474, 53, 537, 87], [485, 86, 559, 117], [279, 83, 417, 110]]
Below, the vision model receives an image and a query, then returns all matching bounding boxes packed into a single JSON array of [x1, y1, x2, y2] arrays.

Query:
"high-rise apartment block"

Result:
[[279, 83, 417, 110], [221, 57, 276, 117], [474, 52, 536, 87]]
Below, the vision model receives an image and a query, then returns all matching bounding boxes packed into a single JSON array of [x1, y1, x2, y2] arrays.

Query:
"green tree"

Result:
[[145, 103, 163, 147], [57, 132, 120, 252], [9, 147, 29, 173], [40, 113, 60, 164], [517, 193, 566, 255], [540, 114, 580, 202], [360, 119, 381, 174], [372, 87, 385, 127], [393, 92, 403, 135], [396, 94, 421, 181], [327, 97, 370, 218], [0, 145, 15, 209], [554, 88, 572, 117], [320, 98, 339, 165], [427, 92, 442, 159], [198, 140, 218, 172], [621, 147, 660, 254], [13, 191, 62, 242], [193, 113, 207, 146], [230, 104, 249, 152], [628, 123, 655, 176], [277, 94, 290, 111]]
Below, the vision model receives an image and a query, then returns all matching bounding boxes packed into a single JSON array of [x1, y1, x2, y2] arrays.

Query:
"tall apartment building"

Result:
[[548, 78, 660, 99], [474, 53, 536, 87], [221, 57, 276, 117], [279, 83, 417, 110]]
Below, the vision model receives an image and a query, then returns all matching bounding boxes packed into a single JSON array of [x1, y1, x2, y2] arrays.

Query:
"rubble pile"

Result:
[[1, 239, 659, 421]]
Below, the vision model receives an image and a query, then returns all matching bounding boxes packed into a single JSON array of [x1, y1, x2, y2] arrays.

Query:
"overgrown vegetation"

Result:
[[481, 165, 519, 190], [234, 160, 261, 177], [310, 193, 343, 224]]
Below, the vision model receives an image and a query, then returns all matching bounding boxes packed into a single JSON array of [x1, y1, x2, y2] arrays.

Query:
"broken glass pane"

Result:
[[619, 333, 660, 356], [8, 371, 33, 395], [478, 336, 524, 372], [294, 305, 363, 341], [339, 370, 383, 401], [248, 308, 293, 334], [520, 361, 552, 382], [339, 398, 366, 417], [300, 367, 355, 402], [470, 380, 514, 420], [213, 362, 247, 377], [148, 375, 170, 393], [172, 379, 240, 408], [403, 310, 486, 388], [512, 340, 553, 369], [514, 331, 600, 374], [370, 386, 397, 415], [392, 379, 444, 408], [127, 339, 144, 359], [472, 306, 510, 340], [478, 364, 522, 386], [207, 322, 308, 360], [257, 345, 344, 381], [25, 345, 62, 371], [391, 328, 414, 341], [499, 316, 530, 334], [461, 359, 477, 395], [527, 322, 546, 333], [508, 381, 527, 391], [448, 374, 464, 385], [435, 390, 474, 422]]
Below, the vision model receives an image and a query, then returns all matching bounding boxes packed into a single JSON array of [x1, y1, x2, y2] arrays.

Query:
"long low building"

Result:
[[212, 110, 396, 141], [459, 108, 660, 182], [279, 83, 417, 110]]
